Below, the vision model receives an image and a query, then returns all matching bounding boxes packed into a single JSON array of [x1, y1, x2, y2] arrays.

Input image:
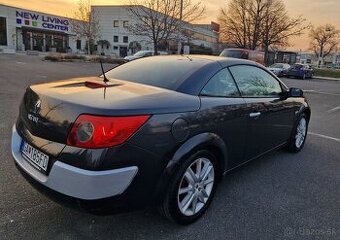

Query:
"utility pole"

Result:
[[177, 0, 183, 54]]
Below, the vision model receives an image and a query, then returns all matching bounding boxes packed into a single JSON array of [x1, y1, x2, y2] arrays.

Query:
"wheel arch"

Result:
[[152, 132, 228, 203], [171, 132, 228, 173]]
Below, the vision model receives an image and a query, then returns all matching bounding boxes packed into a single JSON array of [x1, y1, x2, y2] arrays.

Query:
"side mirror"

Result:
[[289, 88, 304, 97]]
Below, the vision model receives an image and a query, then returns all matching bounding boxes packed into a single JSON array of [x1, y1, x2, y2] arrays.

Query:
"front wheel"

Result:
[[159, 150, 219, 224], [286, 113, 309, 152]]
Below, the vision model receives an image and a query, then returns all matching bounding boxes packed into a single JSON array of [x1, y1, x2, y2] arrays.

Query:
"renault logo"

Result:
[[33, 100, 41, 114]]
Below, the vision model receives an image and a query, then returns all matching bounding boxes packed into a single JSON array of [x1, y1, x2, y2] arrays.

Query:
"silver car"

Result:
[[124, 50, 168, 61], [267, 63, 291, 77]]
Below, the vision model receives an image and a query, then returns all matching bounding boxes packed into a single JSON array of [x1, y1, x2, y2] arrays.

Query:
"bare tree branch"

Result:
[[128, 0, 205, 54], [309, 24, 340, 63], [219, 0, 309, 65], [70, 0, 101, 54]]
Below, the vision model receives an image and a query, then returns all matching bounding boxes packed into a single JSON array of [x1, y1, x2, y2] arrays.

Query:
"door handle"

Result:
[[249, 112, 261, 118]]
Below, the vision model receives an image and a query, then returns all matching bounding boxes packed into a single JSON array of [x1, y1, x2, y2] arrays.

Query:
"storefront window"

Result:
[[0, 17, 7, 46]]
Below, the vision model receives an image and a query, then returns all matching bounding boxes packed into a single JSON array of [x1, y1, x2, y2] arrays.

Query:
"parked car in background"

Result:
[[284, 64, 314, 79], [267, 63, 291, 77], [124, 50, 168, 61], [219, 48, 265, 65]]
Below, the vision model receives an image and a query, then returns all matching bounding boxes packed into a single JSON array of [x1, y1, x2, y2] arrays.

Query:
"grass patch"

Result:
[[314, 68, 340, 79]]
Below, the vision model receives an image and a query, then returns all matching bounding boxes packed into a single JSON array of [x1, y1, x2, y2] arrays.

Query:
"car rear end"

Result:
[[11, 88, 158, 211], [11, 59, 204, 211]]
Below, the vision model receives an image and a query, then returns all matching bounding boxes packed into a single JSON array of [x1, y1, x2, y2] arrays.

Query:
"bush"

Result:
[[63, 54, 86, 60], [44, 55, 60, 61], [44, 54, 125, 64], [314, 68, 340, 79], [87, 56, 126, 65]]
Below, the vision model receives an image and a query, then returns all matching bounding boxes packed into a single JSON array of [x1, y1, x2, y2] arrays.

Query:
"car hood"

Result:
[[18, 77, 200, 143]]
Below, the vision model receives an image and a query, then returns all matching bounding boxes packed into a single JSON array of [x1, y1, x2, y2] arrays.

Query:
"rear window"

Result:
[[105, 57, 206, 90]]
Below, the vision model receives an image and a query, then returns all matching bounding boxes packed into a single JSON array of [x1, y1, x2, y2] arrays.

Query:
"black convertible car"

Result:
[[12, 55, 310, 224]]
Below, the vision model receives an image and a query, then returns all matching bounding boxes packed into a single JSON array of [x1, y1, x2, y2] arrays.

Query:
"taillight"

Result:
[[67, 114, 150, 148]]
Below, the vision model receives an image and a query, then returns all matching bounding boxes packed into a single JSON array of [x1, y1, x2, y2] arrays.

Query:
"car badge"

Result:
[[33, 100, 41, 114]]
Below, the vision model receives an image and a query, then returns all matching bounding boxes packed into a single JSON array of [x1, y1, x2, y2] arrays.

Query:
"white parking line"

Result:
[[327, 106, 340, 113], [308, 132, 340, 142]]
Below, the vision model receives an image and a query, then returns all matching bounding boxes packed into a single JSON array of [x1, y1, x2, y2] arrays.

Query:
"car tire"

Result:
[[286, 113, 309, 153], [159, 150, 219, 225]]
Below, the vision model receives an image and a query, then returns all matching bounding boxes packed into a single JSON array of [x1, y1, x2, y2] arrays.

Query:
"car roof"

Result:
[[144, 54, 261, 68], [135, 55, 264, 95]]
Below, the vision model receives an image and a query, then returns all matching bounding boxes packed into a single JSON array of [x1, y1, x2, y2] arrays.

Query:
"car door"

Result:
[[199, 68, 249, 168], [229, 65, 296, 161]]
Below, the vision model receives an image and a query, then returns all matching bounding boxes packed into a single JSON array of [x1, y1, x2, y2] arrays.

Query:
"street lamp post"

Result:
[[177, 0, 183, 54]]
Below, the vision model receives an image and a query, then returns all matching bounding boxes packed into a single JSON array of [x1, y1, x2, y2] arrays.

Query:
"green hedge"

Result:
[[314, 68, 340, 79]]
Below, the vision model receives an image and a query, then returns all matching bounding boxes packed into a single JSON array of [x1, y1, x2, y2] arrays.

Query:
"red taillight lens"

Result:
[[67, 114, 150, 148]]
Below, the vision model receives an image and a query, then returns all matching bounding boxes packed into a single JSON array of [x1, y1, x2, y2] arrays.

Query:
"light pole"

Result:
[[177, 0, 183, 54]]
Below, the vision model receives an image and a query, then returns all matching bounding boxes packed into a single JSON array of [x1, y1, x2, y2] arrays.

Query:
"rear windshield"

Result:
[[105, 57, 205, 91]]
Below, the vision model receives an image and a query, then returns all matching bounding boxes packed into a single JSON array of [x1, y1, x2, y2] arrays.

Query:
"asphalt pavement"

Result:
[[0, 54, 339, 240]]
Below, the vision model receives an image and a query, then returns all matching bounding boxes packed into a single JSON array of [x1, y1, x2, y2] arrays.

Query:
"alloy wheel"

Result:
[[295, 117, 307, 148], [177, 157, 215, 216]]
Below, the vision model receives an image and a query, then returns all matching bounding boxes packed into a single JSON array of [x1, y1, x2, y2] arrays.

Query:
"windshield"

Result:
[[105, 57, 205, 91]]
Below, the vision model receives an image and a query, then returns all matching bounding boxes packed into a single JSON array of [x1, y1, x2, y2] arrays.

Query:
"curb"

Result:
[[313, 76, 340, 82]]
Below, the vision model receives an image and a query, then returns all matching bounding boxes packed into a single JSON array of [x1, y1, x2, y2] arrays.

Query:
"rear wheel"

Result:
[[286, 113, 309, 152], [159, 150, 219, 224]]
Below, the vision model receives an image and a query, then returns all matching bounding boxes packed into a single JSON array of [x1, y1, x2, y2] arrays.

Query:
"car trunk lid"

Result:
[[18, 77, 200, 144]]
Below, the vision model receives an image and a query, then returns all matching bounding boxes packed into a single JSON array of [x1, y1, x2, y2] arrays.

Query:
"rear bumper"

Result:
[[11, 125, 138, 200]]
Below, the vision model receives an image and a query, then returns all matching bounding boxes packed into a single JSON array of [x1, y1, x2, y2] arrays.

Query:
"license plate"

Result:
[[21, 141, 49, 174]]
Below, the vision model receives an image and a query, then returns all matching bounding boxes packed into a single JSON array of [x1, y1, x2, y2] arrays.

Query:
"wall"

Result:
[[0, 4, 86, 53]]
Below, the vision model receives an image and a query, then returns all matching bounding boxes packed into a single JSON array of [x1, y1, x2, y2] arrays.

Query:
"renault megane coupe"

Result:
[[12, 55, 310, 224]]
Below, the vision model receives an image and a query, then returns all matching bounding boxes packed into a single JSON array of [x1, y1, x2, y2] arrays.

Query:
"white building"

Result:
[[0, 4, 219, 56], [92, 5, 220, 57], [0, 4, 85, 53]]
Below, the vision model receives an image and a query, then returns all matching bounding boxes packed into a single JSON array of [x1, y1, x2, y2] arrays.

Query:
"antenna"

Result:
[[100, 59, 109, 83]]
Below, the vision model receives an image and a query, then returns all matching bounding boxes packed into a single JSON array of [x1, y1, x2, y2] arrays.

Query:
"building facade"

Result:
[[0, 4, 219, 56], [92, 5, 220, 57], [0, 4, 85, 53]]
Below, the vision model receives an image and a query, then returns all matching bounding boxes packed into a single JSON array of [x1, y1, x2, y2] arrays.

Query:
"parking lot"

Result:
[[0, 54, 339, 239]]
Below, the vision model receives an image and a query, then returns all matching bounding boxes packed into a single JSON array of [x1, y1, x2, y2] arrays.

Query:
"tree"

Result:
[[219, 0, 267, 50], [309, 24, 340, 67], [128, 0, 205, 54], [219, 0, 309, 65], [261, 0, 309, 64], [70, 0, 101, 54]]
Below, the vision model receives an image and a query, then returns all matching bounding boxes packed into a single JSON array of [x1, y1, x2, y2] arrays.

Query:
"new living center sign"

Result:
[[15, 10, 70, 32]]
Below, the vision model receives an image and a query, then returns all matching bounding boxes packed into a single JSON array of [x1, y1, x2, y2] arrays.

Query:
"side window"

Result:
[[201, 68, 240, 97], [229, 65, 282, 97]]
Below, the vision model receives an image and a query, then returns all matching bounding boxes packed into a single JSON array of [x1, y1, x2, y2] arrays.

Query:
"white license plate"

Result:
[[21, 141, 49, 174]]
